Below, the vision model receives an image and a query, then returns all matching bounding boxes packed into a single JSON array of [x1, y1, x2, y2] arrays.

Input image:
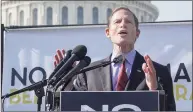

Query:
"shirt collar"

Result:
[[111, 49, 136, 65]]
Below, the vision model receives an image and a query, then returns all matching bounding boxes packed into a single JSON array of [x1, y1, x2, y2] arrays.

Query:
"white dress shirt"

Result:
[[111, 49, 136, 90]]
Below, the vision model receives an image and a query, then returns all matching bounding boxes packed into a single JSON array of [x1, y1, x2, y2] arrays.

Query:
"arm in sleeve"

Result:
[[73, 73, 88, 91], [163, 66, 176, 111]]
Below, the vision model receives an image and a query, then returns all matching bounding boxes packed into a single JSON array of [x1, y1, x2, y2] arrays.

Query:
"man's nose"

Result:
[[120, 20, 127, 28]]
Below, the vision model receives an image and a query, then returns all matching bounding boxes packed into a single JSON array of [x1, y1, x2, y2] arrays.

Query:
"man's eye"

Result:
[[115, 20, 121, 23], [126, 20, 132, 23]]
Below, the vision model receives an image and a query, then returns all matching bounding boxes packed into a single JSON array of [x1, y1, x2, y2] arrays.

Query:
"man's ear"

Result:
[[105, 28, 110, 38], [136, 29, 140, 39]]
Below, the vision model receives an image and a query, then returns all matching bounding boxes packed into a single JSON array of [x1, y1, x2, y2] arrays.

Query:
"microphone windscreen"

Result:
[[72, 45, 87, 60], [113, 55, 124, 64], [83, 56, 91, 66], [65, 50, 72, 57]]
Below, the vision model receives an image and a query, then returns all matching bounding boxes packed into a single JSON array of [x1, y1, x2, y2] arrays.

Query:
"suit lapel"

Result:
[[99, 51, 148, 91], [99, 55, 113, 91], [126, 51, 147, 90]]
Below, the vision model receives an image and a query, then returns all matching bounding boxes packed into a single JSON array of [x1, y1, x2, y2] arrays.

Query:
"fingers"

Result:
[[147, 67, 154, 76], [142, 63, 148, 73], [142, 62, 154, 76], [55, 54, 60, 64], [54, 61, 57, 68], [142, 63, 153, 82], [143, 55, 157, 90], [54, 49, 65, 67], [144, 55, 156, 74], [62, 49, 65, 56], [57, 50, 64, 61]]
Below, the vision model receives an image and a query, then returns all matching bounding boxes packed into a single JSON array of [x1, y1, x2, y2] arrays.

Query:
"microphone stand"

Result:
[[45, 71, 77, 111], [45, 66, 74, 111], [45, 78, 70, 111], [1, 79, 47, 99], [52, 78, 74, 112], [1, 79, 47, 111], [51, 77, 72, 111], [45, 84, 55, 111], [34, 88, 45, 111], [45, 77, 64, 111]]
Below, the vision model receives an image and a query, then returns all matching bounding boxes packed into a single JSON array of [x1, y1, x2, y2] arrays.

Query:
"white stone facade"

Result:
[[1, 1, 159, 26]]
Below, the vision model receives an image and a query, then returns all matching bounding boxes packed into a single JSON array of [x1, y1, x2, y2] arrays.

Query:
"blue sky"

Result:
[[151, 1, 192, 21]]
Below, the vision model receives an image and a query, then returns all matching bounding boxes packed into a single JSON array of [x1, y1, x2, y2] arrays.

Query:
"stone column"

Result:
[[68, 2, 76, 25], [40, 2, 45, 25], [53, 2, 60, 25], [85, 2, 92, 24]]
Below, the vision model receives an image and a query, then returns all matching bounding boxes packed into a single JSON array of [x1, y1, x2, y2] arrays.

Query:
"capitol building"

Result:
[[1, 1, 159, 27]]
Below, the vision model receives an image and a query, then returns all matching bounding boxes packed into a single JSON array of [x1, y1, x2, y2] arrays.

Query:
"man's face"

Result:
[[106, 9, 140, 46]]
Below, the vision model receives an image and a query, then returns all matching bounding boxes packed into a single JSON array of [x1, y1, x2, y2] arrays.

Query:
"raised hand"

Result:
[[54, 49, 65, 68], [142, 55, 158, 90]]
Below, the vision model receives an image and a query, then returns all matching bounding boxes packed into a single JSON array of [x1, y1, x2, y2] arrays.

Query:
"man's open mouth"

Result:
[[118, 31, 127, 34]]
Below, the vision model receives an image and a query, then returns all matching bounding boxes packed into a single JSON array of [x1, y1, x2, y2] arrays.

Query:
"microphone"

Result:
[[72, 55, 123, 91], [48, 45, 87, 85], [113, 54, 124, 63], [48, 50, 72, 80], [1, 46, 86, 99], [1, 55, 122, 99], [1, 79, 48, 99], [76, 55, 123, 74], [54, 56, 91, 90]]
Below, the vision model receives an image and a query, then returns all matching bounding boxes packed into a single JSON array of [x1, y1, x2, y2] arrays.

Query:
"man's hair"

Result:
[[107, 7, 139, 30]]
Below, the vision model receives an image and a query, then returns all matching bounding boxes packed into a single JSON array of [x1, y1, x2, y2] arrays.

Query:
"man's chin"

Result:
[[115, 42, 128, 46], [114, 41, 134, 47]]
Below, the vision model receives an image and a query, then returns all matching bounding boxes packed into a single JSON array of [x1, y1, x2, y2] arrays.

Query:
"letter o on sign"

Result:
[[29, 67, 46, 84], [112, 104, 141, 111]]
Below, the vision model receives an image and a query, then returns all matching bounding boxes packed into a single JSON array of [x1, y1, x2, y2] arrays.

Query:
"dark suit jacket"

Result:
[[71, 51, 176, 111]]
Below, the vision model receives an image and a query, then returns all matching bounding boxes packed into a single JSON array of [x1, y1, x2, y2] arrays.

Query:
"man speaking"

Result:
[[54, 7, 176, 111]]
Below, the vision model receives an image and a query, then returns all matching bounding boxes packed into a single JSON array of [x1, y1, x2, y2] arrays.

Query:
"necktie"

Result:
[[116, 60, 129, 91]]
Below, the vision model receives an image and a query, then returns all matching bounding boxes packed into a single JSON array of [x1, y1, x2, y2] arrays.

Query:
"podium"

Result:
[[54, 91, 166, 111]]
